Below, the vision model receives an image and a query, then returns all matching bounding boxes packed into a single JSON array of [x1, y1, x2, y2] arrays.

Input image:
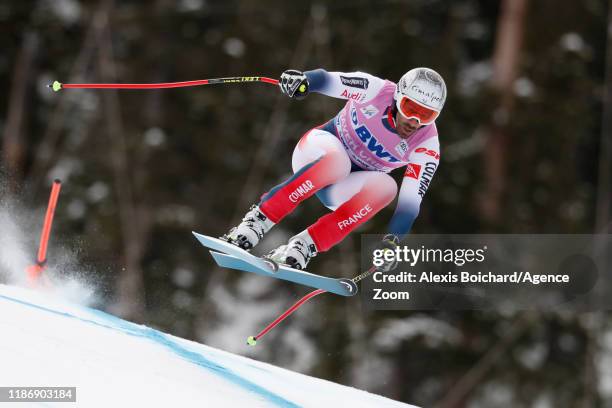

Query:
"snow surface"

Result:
[[0, 284, 416, 408]]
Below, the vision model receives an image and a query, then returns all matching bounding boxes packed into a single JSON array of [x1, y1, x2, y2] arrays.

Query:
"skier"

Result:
[[223, 67, 446, 270]]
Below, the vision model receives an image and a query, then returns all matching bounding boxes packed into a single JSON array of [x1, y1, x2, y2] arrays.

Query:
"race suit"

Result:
[[258, 69, 440, 252]]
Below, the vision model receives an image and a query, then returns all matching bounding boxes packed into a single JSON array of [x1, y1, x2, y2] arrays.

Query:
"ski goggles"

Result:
[[396, 96, 440, 125]]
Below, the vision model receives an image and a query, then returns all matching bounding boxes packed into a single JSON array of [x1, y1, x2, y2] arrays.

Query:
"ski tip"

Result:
[[246, 336, 257, 346]]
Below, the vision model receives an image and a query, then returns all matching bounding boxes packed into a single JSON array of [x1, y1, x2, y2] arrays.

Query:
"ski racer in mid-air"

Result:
[[223, 67, 446, 270]]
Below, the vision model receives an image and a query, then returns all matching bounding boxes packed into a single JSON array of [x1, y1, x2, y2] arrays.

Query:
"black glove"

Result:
[[279, 69, 309, 99], [375, 234, 400, 273]]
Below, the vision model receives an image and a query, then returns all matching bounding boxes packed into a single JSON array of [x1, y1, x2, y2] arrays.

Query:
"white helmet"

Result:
[[394, 68, 447, 123]]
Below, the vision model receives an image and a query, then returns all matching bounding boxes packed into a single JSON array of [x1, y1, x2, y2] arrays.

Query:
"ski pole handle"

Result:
[[49, 76, 279, 91]]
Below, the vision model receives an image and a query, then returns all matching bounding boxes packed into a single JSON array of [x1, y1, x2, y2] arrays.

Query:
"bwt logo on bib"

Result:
[[289, 180, 315, 203], [350, 108, 399, 163], [355, 126, 400, 162]]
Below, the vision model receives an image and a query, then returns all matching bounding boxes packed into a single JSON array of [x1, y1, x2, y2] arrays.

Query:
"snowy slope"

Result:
[[0, 284, 416, 408]]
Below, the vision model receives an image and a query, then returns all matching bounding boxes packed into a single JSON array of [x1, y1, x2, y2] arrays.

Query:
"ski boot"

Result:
[[222, 205, 275, 250], [266, 231, 318, 270]]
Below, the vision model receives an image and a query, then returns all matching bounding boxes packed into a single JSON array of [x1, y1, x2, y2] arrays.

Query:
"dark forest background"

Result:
[[1, 0, 611, 407]]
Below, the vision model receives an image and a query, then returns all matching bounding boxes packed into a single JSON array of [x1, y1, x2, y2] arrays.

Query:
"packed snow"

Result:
[[0, 284, 416, 407]]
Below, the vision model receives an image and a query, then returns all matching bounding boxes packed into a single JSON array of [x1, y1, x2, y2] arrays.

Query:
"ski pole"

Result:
[[247, 266, 377, 346], [48, 76, 279, 92], [27, 179, 62, 282], [351, 265, 377, 284], [247, 289, 325, 346]]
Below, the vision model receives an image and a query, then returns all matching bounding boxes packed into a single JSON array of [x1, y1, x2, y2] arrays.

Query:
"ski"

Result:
[[192, 232, 358, 297], [192, 232, 279, 273], [210, 251, 357, 297]]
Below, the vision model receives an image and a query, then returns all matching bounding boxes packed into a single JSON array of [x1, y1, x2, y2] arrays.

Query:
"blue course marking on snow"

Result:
[[0, 293, 300, 408]]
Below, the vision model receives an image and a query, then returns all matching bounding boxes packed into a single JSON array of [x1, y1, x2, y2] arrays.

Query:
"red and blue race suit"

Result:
[[258, 69, 440, 252]]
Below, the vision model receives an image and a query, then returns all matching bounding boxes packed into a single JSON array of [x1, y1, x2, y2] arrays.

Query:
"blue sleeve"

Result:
[[387, 136, 440, 239], [304, 69, 330, 93], [387, 203, 420, 240]]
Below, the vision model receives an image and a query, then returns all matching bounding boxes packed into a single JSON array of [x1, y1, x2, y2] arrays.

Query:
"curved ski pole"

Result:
[[247, 289, 326, 346], [48, 76, 279, 91], [247, 266, 377, 346]]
